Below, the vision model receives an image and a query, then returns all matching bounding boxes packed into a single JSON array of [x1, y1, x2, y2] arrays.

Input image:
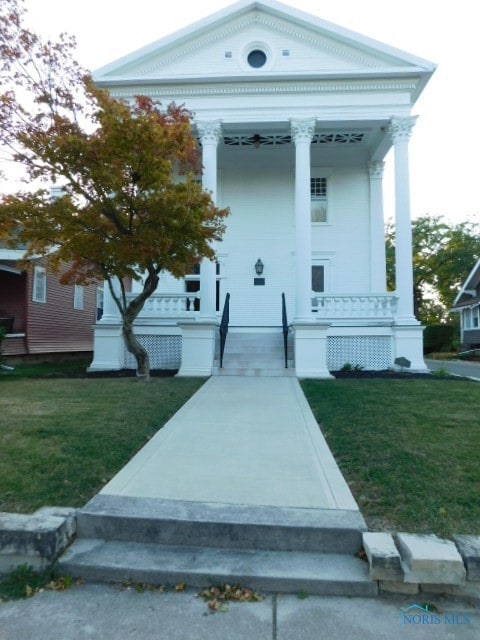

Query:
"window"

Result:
[[185, 263, 221, 311], [464, 309, 472, 329], [473, 307, 479, 328], [247, 49, 267, 68], [73, 284, 84, 310], [32, 266, 46, 303], [311, 265, 325, 293], [96, 288, 104, 321], [311, 177, 328, 222]]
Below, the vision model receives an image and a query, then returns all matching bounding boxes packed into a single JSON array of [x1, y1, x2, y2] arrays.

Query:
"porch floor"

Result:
[[101, 377, 358, 511]]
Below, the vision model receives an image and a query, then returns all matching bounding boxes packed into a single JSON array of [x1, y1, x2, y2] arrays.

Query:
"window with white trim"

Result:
[[464, 308, 472, 329], [96, 287, 104, 321], [311, 259, 330, 311], [310, 176, 328, 223], [73, 284, 84, 310], [32, 266, 46, 303]]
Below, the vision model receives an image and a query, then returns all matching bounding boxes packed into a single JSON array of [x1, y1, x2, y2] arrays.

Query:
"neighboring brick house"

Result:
[[452, 258, 480, 350], [0, 247, 102, 358]]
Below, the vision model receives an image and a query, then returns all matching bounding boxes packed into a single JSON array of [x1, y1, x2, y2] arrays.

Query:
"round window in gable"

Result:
[[247, 49, 267, 68]]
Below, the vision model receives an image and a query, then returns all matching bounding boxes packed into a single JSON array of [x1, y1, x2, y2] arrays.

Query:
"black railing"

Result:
[[282, 292, 288, 368], [219, 292, 230, 368]]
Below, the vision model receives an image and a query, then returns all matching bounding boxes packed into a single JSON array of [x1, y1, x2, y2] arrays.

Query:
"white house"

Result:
[[89, 0, 435, 377]]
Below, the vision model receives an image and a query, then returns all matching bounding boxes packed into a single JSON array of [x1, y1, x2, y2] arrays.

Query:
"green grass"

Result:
[[0, 375, 205, 513], [1, 359, 91, 378], [301, 379, 480, 537]]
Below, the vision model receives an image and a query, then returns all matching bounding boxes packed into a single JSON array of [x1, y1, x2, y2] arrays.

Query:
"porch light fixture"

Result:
[[255, 259, 264, 275]]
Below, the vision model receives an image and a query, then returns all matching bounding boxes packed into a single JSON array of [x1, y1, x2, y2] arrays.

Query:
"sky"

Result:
[[13, 0, 480, 224]]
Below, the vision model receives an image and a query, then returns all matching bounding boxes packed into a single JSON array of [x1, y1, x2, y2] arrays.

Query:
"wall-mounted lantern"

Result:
[[255, 259, 264, 275]]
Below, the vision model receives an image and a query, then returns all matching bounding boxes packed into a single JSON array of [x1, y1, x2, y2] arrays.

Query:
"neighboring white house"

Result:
[[452, 258, 480, 350], [89, 0, 435, 377]]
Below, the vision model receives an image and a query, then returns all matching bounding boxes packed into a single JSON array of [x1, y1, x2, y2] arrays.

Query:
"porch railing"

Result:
[[312, 294, 398, 320], [127, 292, 201, 318], [282, 293, 289, 368], [219, 293, 230, 368]]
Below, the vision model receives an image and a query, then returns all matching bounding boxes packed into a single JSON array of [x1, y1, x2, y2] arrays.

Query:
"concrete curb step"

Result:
[[212, 367, 297, 377], [58, 539, 377, 597], [75, 495, 367, 555]]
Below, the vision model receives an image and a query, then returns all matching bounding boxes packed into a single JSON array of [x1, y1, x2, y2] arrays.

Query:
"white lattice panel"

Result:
[[327, 336, 392, 371], [124, 335, 181, 370]]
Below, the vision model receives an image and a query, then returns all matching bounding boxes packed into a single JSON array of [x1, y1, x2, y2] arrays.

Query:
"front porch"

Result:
[[89, 290, 426, 375]]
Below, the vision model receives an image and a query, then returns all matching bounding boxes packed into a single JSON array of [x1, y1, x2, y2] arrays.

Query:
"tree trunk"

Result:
[[122, 314, 150, 381]]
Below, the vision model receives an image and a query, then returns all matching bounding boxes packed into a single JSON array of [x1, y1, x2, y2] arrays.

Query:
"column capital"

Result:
[[290, 118, 316, 144], [368, 161, 385, 179], [196, 120, 223, 146], [387, 116, 418, 144]]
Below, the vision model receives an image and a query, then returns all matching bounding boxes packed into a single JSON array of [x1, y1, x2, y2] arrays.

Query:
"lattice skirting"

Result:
[[327, 336, 392, 371], [124, 335, 181, 370]]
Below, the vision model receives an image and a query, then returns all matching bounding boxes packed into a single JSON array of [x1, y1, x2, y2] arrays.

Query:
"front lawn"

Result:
[[0, 375, 205, 513], [301, 378, 480, 537]]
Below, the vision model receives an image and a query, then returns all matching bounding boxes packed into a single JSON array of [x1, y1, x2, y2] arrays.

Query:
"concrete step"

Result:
[[216, 357, 293, 367], [212, 367, 297, 377], [75, 496, 366, 554], [59, 539, 377, 596]]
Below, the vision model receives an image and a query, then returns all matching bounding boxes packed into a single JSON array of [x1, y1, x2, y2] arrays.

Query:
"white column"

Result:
[[197, 120, 221, 321], [100, 277, 121, 323], [387, 116, 418, 323], [291, 119, 315, 322], [368, 161, 387, 292]]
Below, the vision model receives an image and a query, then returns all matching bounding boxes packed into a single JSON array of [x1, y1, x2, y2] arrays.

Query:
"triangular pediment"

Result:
[[94, 0, 434, 86]]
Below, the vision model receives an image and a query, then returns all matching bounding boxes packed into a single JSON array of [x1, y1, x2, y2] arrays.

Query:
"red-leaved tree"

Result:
[[0, 0, 228, 379]]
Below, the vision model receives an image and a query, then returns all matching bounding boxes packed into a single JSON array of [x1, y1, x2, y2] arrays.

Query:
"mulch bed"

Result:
[[331, 369, 460, 380]]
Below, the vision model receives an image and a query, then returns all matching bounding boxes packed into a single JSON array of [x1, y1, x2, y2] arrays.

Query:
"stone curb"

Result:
[[1, 507, 479, 603], [363, 532, 480, 598], [0, 507, 77, 573]]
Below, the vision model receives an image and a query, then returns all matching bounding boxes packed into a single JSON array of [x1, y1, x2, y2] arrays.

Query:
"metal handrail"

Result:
[[219, 293, 230, 368], [282, 293, 288, 368]]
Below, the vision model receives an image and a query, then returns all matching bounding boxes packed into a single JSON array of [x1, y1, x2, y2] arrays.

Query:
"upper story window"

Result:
[[32, 266, 46, 303], [248, 49, 267, 68], [73, 284, 84, 310], [311, 177, 328, 223]]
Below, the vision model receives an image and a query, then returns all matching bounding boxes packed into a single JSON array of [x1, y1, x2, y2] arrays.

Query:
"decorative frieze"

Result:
[[107, 80, 417, 99]]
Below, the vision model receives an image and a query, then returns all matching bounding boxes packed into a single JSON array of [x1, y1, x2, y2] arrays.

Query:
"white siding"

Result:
[[219, 145, 295, 326], [311, 167, 370, 293]]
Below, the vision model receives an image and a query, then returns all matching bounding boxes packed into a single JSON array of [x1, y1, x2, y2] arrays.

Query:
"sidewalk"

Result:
[[0, 582, 479, 640], [100, 376, 357, 511]]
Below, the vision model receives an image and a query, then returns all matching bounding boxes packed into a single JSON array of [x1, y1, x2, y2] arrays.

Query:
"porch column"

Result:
[[368, 161, 387, 292], [291, 118, 315, 321], [197, 120, 221, 321], [100, 277, 121, 323], [387, 116, 418, 323]]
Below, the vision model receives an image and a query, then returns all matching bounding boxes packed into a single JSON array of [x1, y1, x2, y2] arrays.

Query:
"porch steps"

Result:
[[58, 495, 376, 596], [213, 330, 295, 377]]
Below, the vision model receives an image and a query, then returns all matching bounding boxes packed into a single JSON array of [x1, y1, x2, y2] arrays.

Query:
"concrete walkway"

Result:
[[1, 583, 479, 640], [101, 376, 357, 511]]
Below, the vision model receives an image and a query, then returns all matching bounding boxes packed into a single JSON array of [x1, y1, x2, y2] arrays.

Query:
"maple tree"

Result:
[[0, 0, 228, 379], [386, 214, 480, 324]]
